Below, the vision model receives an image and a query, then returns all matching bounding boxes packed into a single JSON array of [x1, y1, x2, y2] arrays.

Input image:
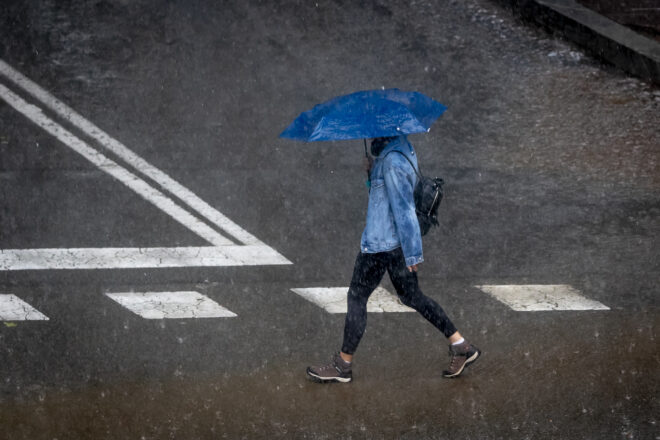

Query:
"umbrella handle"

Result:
[[363, 139, 371, 187]]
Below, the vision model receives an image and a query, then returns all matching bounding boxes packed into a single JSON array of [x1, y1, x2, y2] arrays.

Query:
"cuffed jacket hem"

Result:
[[405, 255, 424, 266]]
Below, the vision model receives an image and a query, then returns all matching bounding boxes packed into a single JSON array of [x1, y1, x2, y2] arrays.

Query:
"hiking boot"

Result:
[[306, 353, 353, 383], [443, 341, 481, 378]]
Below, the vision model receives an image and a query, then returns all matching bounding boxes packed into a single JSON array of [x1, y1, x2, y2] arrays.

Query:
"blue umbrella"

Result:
[[280, 88, 447, 142]]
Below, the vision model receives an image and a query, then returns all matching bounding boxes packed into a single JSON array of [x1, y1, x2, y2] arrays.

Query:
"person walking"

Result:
[[306, 135, 480, 383]]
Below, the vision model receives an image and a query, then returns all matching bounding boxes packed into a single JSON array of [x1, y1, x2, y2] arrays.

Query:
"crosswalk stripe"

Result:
[[105, 291, 237, 319], [0, 294, 49, 321], [0, 284, 611, 323], [475, 284, 610, 311], [290, 287, 414, 313]]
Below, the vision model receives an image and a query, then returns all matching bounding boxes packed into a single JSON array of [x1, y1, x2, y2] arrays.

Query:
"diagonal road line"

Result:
[[0, 58, 264, 246], [0, 82, 234, 247], [0, 61, 292, 270]]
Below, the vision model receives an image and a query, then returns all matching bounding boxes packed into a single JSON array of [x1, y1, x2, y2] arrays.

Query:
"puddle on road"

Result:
[[1, 315, 656, 439]]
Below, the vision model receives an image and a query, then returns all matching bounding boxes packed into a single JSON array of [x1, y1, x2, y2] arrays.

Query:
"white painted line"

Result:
[[475, 284, 610, 311], [105, 291, 237, 319], [0, 246, 291, 270], [0, 82, 233, 247], [291, 287, 414, 314], [0, 60, 291, 270], [0, 294, 49, 321], [0, 59, 263, 246]]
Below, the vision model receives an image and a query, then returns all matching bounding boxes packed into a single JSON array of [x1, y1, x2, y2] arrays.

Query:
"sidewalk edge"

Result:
[[492, 0, 660, 85]]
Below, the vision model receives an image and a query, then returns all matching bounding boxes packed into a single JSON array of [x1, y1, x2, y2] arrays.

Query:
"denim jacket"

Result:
[[360, 136, 423, 266]]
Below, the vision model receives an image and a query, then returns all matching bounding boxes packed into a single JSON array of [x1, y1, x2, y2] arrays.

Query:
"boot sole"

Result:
[[443, 349, 481, 378], [306, 368, 352, 383]]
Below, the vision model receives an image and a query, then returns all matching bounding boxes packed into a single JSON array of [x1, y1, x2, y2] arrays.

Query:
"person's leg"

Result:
[[341, 252, 388, 357], [386, 248, 480, 378], [386, 249, 458, 338], [306, 252, 387, 383]]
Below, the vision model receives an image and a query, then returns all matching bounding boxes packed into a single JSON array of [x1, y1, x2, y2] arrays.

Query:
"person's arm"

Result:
[[383, 159, 423, 269]]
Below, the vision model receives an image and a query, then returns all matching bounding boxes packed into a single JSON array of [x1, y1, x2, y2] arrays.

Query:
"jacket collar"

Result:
[[378, 135, 410, 158]]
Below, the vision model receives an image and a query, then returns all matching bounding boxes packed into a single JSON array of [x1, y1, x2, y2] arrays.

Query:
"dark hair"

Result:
[[370, 136, 396, 156]]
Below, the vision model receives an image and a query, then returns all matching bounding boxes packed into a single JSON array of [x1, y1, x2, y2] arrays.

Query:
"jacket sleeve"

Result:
[[383, 159, 424, 266]]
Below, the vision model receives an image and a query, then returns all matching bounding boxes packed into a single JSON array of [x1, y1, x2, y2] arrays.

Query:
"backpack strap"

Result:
[[385, 150, 424, 180]]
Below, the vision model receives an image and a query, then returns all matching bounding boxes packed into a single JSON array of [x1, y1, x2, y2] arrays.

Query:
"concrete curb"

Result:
[[492, 0, 660, 85]]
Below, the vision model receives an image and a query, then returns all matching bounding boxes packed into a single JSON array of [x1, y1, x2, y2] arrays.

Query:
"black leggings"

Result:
[[341, 248, 458, 355]]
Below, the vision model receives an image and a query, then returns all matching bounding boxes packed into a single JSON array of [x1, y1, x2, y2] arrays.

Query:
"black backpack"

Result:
[[387, 150, 444, 236]]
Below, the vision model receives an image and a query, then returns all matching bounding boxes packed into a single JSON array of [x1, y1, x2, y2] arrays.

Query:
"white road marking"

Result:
[[105, 291, 237, 319], [0, 60, 292, 270], [291, 287, 414, 314], [0, 59, 263, 246], [475, 284, 610, 311], [0, 294, 49, 321], [0, 246, 290, 270], [0, 82, 232, 247]]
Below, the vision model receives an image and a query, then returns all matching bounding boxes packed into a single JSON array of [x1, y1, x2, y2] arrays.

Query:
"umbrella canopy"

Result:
[[280, 88, 447, 142]]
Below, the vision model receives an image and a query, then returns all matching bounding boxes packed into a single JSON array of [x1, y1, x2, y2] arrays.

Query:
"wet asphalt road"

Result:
[[0, 0, 659, 438]]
